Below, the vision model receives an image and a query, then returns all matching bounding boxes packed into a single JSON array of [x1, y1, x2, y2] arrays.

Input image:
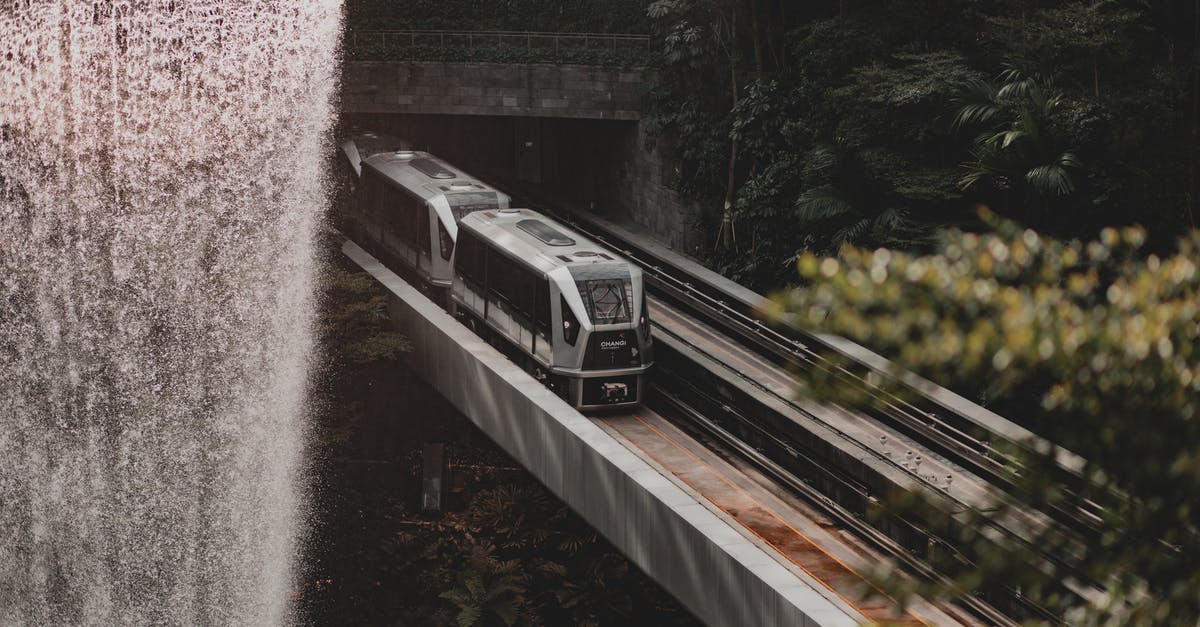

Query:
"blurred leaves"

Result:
[[770, 216, 1200, 623]]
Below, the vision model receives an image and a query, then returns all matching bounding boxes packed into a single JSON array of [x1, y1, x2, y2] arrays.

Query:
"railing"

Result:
[[345, 29, 653, 66]]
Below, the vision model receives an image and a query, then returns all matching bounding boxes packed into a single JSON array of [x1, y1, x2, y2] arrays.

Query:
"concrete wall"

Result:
[[533, 118, 706, 254], [612, 122, 707, 255], [343, 61, 645, 120]]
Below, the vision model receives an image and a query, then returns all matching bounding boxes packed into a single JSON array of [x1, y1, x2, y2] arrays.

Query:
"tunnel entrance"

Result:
[[343, 113, 635, 213]]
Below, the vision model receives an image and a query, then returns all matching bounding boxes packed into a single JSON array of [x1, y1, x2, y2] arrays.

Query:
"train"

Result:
[[336, 133, 653, 410], [336, 132, 511, 292]]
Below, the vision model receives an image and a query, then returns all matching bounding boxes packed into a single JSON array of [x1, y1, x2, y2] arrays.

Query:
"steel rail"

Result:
[[540, 206, 1111, 538], [650, 384, 1032, 626]]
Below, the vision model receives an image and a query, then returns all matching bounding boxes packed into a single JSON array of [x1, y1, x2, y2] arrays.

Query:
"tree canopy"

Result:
[[646, 0, 1199, 291]]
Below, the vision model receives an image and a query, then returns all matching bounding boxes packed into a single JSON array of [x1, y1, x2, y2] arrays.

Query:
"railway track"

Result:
[[496, 185, 1114, 623]]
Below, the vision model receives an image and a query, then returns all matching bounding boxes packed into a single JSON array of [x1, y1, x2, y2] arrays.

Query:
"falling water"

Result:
[[0, 2, 341, 624]]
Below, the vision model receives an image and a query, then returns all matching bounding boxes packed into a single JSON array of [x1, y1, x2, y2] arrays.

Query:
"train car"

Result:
[[337, 133, 511, 293], [450, 208, 653, 410]]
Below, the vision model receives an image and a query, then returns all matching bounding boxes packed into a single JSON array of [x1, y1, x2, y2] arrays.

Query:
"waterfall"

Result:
[[0, 2, 342, 624]]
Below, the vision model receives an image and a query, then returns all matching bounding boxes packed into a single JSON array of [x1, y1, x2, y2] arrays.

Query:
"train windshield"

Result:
[[447, 191, 500, 221], [580, 279, 632, 324]]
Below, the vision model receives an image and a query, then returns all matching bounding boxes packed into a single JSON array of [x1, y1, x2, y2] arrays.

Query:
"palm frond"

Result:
[[834, 217, 872, 247], [806, 146, 839, 174], [794, 185, 855, 222], [1057, 151, 1082, 169], [951, 79, 1000, 130], [1026, 164, 1075, 197]]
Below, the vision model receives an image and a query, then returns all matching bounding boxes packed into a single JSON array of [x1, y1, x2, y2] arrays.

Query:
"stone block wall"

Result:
[[343, 61, 645, 120], [611, 122, 707, 255]]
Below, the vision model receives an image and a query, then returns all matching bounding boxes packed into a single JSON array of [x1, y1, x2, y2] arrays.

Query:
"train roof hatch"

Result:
[[516, 219, 576, 246]]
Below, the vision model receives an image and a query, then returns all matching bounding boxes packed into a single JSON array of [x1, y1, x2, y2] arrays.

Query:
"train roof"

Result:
[[361, 148, 503, 203], [338, 132, 408, 176], [460, 208, 638, 278], [337, 133, 505, 202]]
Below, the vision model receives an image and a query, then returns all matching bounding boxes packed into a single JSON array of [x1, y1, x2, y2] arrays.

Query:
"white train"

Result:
[[337, 133, 511, 292], [337, 135, 652, 410], [452, 208, 652, 409]]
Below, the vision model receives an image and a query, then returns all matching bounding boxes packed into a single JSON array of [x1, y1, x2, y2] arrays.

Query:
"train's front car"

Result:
[[552, 260, 653, 410]]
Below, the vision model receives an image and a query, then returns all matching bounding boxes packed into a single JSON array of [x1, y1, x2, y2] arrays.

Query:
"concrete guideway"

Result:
[[341, 238, 867, 627], [593, 411, 972, 626]]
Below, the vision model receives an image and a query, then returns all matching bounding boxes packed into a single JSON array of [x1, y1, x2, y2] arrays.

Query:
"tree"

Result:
[[766, 216, 1200, 623], [648, 0, 744, 249], [953, 69, 1085, 225]]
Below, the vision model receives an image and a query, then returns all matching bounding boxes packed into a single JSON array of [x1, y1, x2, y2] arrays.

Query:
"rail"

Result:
[[493, 185, 1119, 621], [345, 29, 653, 66], [545, 206, 1115, 534]]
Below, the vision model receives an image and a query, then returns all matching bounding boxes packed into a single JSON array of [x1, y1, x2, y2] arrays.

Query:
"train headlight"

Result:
[[639, 295, 651, 338], [560, 296, 581, 345]]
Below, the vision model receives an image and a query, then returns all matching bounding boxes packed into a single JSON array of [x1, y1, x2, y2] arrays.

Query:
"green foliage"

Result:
[[347, 0, 652, 33], [768, 216, 1200, 622], [646, 0, 1198, 290], [439, 545, 528, 627], [954, 69, 1086, 213]]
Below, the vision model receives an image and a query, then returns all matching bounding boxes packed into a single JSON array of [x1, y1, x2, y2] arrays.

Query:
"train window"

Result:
[[404, 194, 419, 247], [579, 279, 631, 324], [417, 202, 431, 255], [438, 219, 453, 261], [534, 280, 550, 333], [486, 248, 513, 303], [456, 229, 478, 283], [410, 158, 456, 179], [362, 169, 384, 219], [513, 267, 534, 319]]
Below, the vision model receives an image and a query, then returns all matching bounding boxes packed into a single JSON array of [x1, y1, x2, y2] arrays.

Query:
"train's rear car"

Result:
[[335, 134, 510, 292]]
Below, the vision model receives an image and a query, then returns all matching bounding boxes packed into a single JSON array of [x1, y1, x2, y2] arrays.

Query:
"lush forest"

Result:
[[344, 0, 1199, 292], [645, 0, 1199, 291]]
